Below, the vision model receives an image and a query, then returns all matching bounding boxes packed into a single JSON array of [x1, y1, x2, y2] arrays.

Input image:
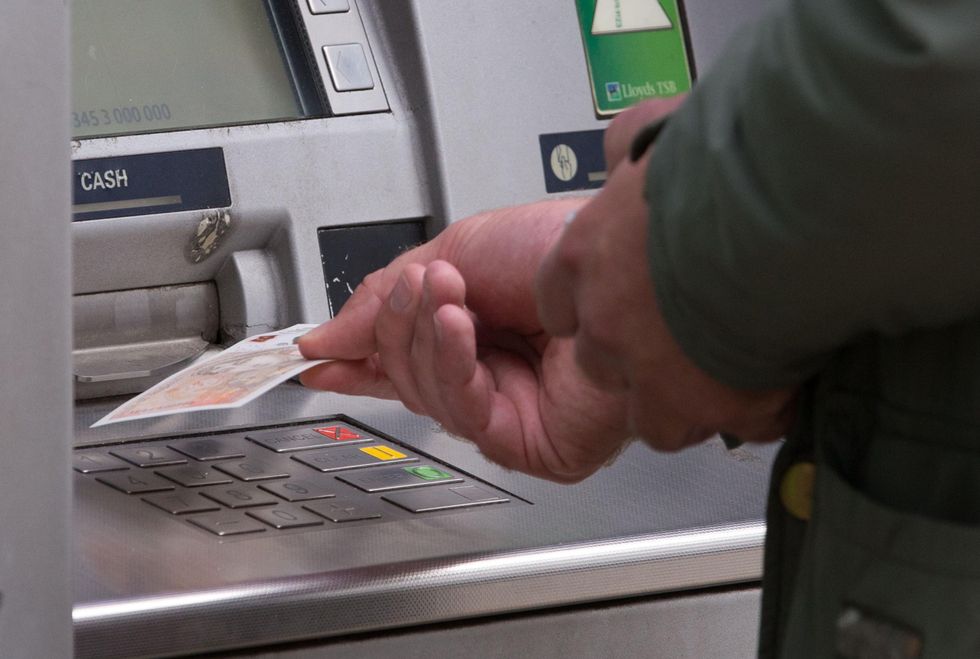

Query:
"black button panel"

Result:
[[77, 418, 520, 539]]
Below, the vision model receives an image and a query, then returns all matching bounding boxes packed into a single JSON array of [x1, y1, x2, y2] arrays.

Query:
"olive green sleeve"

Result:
[[646, 0, 980, 389]]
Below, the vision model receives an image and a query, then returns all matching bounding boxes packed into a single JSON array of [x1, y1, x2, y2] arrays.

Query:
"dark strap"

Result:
[[629, 117, 668, 162]]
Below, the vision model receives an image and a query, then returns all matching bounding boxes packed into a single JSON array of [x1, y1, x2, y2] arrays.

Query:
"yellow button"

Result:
[[780, 462, 816, 521], [360, 445, 407, 461]]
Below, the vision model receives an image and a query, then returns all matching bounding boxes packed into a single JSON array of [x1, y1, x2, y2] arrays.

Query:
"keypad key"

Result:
[[258, 478, 336, 502], [304, 498, 383, 523], [200, 485, 280, 509], [213, 458, 290, 482], [110, 446, 187, 468], [337, 465, 462, 493], [97, 472, 176, 494], [188, 512, 266, 536], [143, 492, 221, 515], [292, 444, 416, 473], [155, 465, 234, 488], [247, 506, 325, 530], [309, 423, 376, 443], [169, 438, 246, 461], [73, 452, 129, 474], [247, 425, 370, 452], [383, 485, 509, 513]]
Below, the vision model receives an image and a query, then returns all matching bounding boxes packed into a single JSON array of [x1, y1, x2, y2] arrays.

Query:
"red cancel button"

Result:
[[314, 425, 364, 441]]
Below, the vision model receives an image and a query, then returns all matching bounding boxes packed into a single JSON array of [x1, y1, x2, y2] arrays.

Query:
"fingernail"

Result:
[[390, 275, 412, 312]]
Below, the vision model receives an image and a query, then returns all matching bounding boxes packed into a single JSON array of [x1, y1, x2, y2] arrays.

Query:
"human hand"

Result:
[[536, 101, 798, 451], [297, 201, 631, 482]]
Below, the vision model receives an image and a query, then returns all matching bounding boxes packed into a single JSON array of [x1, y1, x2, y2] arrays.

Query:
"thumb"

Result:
[[296, 278, 385, 360], [297, 234, 444, 360]]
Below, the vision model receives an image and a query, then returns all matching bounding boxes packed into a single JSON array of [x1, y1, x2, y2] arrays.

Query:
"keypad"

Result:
[[78, 419, 517, 539]]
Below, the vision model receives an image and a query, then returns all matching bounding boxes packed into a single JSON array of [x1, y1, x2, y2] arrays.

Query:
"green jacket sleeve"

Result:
[[646, 0, 980, 389]]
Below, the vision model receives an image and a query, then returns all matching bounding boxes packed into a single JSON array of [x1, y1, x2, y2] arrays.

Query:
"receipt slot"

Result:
[[59, 1, 783, 657]]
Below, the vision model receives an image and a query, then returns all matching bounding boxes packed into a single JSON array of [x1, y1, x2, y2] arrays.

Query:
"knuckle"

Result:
[[577, 314, 622, 352]]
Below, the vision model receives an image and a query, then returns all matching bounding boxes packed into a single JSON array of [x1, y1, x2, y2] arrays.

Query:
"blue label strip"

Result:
[[72, 148, 231, 222], [539, 129, 607, 194]]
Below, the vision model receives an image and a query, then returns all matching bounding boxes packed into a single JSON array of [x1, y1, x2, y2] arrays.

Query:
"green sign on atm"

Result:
[[575, 0, 693, 116]]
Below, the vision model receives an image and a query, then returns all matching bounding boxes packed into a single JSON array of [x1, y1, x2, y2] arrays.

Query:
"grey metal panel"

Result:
[[396, 0, 772, 220], [238, 587, 762, 659], [0, 1, 73, 657]]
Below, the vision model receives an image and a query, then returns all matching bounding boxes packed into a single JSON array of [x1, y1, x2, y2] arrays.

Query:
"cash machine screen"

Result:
[[71, 0, 317, 138]]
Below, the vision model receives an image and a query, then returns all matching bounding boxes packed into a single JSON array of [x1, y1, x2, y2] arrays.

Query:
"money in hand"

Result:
[[91, 324, 329, 427]]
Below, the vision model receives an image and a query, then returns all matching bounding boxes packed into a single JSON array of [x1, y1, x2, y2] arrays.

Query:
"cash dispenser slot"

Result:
[[73, 283, 219, 400]]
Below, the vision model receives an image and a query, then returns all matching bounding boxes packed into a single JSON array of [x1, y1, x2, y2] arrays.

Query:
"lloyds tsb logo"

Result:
[[605, 81, 623, 102]]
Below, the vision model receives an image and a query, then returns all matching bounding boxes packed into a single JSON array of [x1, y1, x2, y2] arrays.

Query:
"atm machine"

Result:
[[4, 1, 779, 657]]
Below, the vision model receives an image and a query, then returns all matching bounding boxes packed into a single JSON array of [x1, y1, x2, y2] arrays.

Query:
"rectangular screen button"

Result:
[[323, 44, 374, 92], [308, 0, 350, 14]]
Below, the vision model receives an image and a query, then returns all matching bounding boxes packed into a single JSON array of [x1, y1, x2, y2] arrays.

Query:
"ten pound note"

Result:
[[91, 324, 329, 428]]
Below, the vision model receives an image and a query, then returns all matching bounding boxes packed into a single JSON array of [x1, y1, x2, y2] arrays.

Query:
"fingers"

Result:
[[374, 263, 428, 414], [297, 235, 443, 361], [409, 262, 472, 425], [297, 274, 386, 360], [604, 95, 687, 170], [429, 303, 494, 436], [298, 356, 398, 400]]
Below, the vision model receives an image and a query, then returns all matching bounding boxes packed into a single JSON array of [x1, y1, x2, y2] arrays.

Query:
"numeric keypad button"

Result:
[[97, 472, 176, 494], [200, 486, 280, 509]]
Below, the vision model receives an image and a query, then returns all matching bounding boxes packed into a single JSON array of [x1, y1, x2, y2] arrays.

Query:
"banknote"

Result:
[[91, 324, 329, 427]]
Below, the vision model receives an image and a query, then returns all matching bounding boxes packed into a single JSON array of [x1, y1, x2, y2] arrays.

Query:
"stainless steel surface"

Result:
[[0, 2, 73, 656], [241, 587, 763, 658]]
